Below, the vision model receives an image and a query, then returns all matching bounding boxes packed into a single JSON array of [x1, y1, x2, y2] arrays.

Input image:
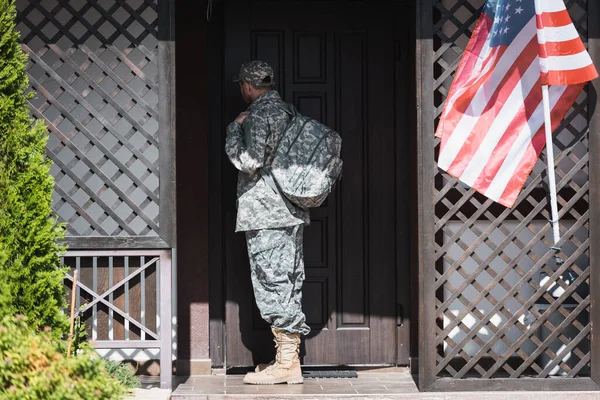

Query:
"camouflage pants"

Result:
[[245, 225, 311, 335]]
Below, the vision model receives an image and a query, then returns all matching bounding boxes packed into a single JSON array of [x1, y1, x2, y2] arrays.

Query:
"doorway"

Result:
[[209, 0, 412, 368]]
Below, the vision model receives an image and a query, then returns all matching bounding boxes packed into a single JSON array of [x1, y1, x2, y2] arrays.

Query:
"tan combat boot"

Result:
[[244, 329, 303, 385]]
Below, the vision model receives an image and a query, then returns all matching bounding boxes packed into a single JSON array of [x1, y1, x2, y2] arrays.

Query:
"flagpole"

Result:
[[541, 84, 561, 247], [534, 0, 561, 249]]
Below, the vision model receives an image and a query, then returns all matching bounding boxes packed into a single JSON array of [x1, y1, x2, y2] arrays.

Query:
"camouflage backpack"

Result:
[[262, 104, 343, 209]]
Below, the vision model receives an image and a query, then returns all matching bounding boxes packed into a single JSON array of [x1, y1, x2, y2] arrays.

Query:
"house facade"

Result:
[[16, 0, 600, 392]]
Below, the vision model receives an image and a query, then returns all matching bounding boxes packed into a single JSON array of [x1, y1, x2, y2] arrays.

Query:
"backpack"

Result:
[[262, 104, 343, 209]]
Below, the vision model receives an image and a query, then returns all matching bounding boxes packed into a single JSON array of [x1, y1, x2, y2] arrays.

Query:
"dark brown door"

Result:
[[222, 0, 400, 366]]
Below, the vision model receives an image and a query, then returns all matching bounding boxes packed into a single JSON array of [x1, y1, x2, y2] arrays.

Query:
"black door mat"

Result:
[[302, 370, 358, 378], [226, 366, 359, 378]]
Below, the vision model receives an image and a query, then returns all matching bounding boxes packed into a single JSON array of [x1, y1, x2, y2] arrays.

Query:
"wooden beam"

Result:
[[395, 0, 414, 365], [588, 0, 600, 386], [429, 377, 600, 392], [158, 0, 177, 247], [174, 0, 211, 373], [62, 236, 170, 249], [93, 340, 161, 349], [416, 0, 437, 391], [207, 0, 226, 368]]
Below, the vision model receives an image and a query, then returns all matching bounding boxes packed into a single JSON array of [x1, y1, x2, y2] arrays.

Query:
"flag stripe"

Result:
[[498, 85, 582, 206], [484, 84, 568, 202], [461, 14, 494, 72], [538, 37, 586, 58], [543, 67, 598, 84], [437, 17, 538, 170], [538, 24, 580, 43], [538, 9, 574, 27], [442, 47, 502, 119], [439, 14, 496, 123], [496, 130, 543, 207], [458, 61, 542, 186], [536, 3, 598, 86], [474, 28, 497, 72], [472, 77, 544, 194], [538, 0, 566, 13], [540, 51, 596, 71], [448, 45, 539, 178], [439, 47, 504, 131]]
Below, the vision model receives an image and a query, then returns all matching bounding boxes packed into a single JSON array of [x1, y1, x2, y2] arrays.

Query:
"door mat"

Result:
[[302, 370, 358, 378]]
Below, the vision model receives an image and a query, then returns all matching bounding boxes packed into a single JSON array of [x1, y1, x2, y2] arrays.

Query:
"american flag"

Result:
[[435, 0, 598, 208]]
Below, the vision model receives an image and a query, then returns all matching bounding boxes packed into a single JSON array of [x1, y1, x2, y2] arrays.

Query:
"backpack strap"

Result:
[[260, 167, 278, 193], [264, 101, 297, 167], [273, 102, 298, 117], [272, 101, 298, 118], [260, 101, 301, 210], [260, 167, 298, 211]]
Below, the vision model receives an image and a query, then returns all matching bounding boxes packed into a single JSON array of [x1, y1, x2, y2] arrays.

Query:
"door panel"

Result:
[[223, 0, 399, 366]]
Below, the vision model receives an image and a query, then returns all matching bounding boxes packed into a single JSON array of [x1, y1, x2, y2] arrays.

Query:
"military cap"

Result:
[[233, 61, 275, 88]]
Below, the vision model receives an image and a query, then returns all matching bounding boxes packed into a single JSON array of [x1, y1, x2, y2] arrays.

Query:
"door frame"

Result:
[[207, 0, 226, 368], [207, 0, 414, 368]]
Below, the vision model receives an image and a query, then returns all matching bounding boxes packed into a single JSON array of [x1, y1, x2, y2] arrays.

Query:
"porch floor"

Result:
[[166, 372, 600, 399], [170, 371, 417, 398]]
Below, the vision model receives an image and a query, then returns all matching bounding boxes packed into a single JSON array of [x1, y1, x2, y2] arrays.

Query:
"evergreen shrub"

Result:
[[0, 315, 126, 400], [0, 0, 68, 336]]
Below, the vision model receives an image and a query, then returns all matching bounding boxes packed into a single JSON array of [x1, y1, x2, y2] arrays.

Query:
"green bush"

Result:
[[0, 315, 127, 400], [0, 1, 137, 397], [0, 0, 68, 335], [70, 314, 91, 356], [103, 360, 140, 390], [0, 249, 9, 318]]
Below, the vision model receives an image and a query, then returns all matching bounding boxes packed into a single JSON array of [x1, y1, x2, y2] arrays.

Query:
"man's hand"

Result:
[[234, 111, 248, 125]]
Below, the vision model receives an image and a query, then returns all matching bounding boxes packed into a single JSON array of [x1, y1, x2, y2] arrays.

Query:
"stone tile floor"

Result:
[[164, 372, 600, 399], [131, 372, 600, 399], [171, 371, 419, 398]]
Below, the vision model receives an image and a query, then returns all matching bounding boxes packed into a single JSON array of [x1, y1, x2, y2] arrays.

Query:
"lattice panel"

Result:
[[433, 0, 591, 379], [16, 0, 160, 236]]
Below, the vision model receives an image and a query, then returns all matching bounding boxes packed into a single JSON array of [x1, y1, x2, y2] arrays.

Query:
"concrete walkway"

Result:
[[127, 376, 171, 400], [128, 387, 171, 400]]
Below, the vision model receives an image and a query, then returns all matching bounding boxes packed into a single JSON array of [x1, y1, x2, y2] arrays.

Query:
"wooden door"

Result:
[[222, 0, 400, 366]]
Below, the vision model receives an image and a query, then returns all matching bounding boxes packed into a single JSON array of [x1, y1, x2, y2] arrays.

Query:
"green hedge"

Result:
[[0, 0, 68, 336], [0, 315, 126, 400]]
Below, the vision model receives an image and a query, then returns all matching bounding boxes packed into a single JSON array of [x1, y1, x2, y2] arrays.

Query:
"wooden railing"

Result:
[[63, 250, 172, 389]]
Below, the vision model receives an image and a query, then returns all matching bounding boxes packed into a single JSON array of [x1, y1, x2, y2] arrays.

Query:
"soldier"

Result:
[[225, 61, 310, 385]]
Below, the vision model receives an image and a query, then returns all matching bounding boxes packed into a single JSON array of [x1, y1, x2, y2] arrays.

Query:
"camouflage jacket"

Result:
[[225, 91, 310, 232]]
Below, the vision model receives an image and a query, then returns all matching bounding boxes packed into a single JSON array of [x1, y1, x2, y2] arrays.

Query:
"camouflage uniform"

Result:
[[225, 61, 310, 336], [245, 225, 309, 335]]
